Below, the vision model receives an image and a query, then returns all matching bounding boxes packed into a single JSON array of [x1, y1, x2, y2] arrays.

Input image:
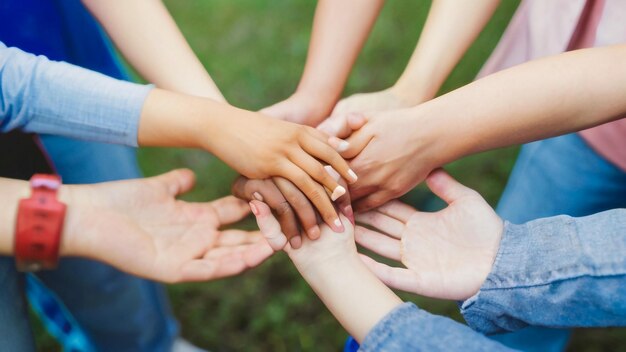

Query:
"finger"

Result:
[[355, 210, 404, 239], [231, 176, 254, 200], [299, 133, 358, 184], [217, 230, 265, 246], [318, 113, 367, 139], [155, 168, 196, 197], [180, 243, 273, 282], [341, 129, 374, 159], [354, 226, 401, 261], [353, 189, 397, 213], [250, 200, 288, 251], [289, 150, 347, 201], [273, 177, 321, 240], [317, 115, 351, 138], [231, 178, 301, 245], [375, 200, 416, 223], [208, 196, 251, 224], [426, 168, 478, 204], [325, 166, 354, 224], [279, 164, 344, 232], [358, 254, 420, 294]]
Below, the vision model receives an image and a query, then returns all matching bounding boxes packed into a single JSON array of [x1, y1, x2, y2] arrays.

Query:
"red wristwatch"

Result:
[[14, 174, 66, 271]]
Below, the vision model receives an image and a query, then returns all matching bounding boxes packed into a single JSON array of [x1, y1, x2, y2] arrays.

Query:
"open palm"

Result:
[[66, 169, 273, 283], [354, 169, 503, 300]]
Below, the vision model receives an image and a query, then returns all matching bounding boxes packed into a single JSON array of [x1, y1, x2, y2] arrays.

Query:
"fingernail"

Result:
[[253, 192, 264, 201], [343, 205, 355, 224], [329, 137, 350, 152], [331, 186, 346, 201], [249, 201, 259, 216], [333, 218, 345, 232], [290, 235, 302, 249], [348, 169, 358, 182], [307, 225, 321, 239]]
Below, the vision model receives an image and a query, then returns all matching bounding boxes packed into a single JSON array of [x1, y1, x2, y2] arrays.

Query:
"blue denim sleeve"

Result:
[[360, 302, 516, 351], [0, 42, 152, 146], [461, 209, 626, 334]]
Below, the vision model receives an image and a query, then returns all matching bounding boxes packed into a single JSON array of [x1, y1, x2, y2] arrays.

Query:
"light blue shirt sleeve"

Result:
[[0, 41, 152, 146], [360, 303, 515, 351], [461, 209, 626, 334]]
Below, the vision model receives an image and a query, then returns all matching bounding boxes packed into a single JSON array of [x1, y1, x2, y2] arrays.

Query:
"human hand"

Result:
[[206, 109, 358, 230], [249, 200, 356, 271], [355, 169, 503, 300], [62, 169, 274, 283], [231, 166, 354, 249], [260, 92, 332, 127], [337, 108, 443, 212], [331, 87, 416, 117]]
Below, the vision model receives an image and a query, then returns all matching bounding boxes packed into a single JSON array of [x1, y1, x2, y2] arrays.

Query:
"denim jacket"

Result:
[[0, 41, 151, 146], [361, 209, 626, 351]]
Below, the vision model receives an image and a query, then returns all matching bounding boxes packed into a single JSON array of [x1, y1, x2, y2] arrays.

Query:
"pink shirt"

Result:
[[478, 0, 626, 171]]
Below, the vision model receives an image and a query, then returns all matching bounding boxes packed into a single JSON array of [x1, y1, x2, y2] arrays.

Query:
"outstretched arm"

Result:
[[250, 200, 514, 351], [330, 0, 501, 116], [261, 0, 385, 125], [358, 170, 626, 333], [0, 171, 273, 283], [0, 43, 355, 230], [82, 0, 225, 101], [338, 44, 626, 211]]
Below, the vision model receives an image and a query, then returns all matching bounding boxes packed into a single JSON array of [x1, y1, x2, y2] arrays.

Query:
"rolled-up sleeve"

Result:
[[0, 41, 152, 146], [461, 209, 626, 334]]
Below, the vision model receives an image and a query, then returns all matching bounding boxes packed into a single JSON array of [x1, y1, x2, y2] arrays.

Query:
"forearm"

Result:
[[0, 44, 150, 146], [392, 0, 500, 104], [137, 88, 235, 149], [296, 254, 402, 342], [462, 209, 626, 334], [296, 0, 385, 114], [422, 45, 626, 166], [82, 0, 225, 101]]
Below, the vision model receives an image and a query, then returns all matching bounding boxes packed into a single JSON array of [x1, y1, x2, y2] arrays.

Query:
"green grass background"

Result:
[[34, 1, 625, 351]]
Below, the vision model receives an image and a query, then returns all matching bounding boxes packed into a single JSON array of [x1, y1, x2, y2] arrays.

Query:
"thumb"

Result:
[[156, 168, 196, 197], [425, 169, 477, 205], [317, 113, 366, 139], [249, 200, 288, 251], [341, 127, 374, 159]]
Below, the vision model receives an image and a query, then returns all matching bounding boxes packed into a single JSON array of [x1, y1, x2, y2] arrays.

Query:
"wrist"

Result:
[[291, 86, 337, 122], [409, 102, 464, 168], [0, 178, 30, 255], [295, 250, 362, 284]]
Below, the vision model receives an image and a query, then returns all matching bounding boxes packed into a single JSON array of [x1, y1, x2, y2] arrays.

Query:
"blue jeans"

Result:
[[0, 137, 178, 352], [490, 133, 626, 351]]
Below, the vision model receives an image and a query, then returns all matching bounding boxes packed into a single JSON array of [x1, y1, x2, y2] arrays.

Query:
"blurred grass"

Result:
[[32, 0, 625, 351]]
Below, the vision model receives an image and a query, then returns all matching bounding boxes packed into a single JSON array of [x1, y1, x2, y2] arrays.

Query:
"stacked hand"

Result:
[[320, 108, 444, 212], [231, 166, 353, 249], [62, 169, 273, 283], [355, 170, 503, 300]]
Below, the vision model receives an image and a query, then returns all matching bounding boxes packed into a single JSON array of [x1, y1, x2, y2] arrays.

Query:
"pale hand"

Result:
[[260, 92, 332, 127], [63, 169, 273, 283], [355, 170, 503, 300], [249, 199, 356, 273], [338, 108, 440, 212], [331, 87, 416, 118]]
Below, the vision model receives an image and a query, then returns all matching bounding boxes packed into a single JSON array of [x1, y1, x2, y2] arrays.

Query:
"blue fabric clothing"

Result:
[[0, 42, 150, 146], [489, 132, 626, 351], [361, 209, 626, 351]]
